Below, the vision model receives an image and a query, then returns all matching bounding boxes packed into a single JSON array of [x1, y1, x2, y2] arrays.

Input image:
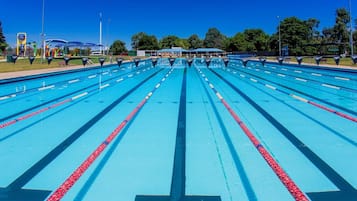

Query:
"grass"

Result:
[[0, 56, 134, 73]]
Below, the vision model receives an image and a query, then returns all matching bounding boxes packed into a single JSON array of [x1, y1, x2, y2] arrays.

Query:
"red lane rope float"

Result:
[[46, 68, 174, 201], [308, 101, 357, 123], [196, 68, 309, 201], [0, 99, 72, 129]]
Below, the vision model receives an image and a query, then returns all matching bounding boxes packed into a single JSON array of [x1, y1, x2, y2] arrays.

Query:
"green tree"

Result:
[[187, 34, 203, 49], [131, 32, 159, 50], [159, 35, 180, 49], [109, 40, 127, 55], [271, 17, 310, 55], [174, 38, 189, 49], [225, 33, 248, 52], [131, 32, 145, 50], [322, 8, 351, 54], [243, 29, 270, 51], [0, 21, 7, 53], [203, 28, 226, 49], [305, 18, 320, 40], [334, 8, 350, 53], [303, 18, 321, 55], [139, 35, 159, 50]]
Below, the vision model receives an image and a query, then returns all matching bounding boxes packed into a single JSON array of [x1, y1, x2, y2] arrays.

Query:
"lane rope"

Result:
[[46, 68, 174, 201], [221, 67, 357, 123], [196, 67, 309, 201], [0, 67, 157, 129]]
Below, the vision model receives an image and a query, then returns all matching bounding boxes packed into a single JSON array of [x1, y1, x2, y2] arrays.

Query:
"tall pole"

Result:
[[107, 18, 111, 56], [41, 0, 45, 62], [277, 16, 282, 57], [349, 0, 354, 56], [99, 12, 103, 55]]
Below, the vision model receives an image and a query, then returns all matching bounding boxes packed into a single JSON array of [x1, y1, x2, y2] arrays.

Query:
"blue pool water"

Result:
[[0, 58, 356, 201]]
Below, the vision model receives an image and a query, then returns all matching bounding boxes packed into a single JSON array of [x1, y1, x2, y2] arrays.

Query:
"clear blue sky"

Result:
[[0, 0, 355, 49]]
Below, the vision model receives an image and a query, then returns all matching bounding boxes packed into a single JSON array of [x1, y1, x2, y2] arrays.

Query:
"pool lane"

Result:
[[0, 66, 163, 189], [250, 62, 357, 90], [0, 60, 356, 201], [0, 64, 151, 121], [205, 67, 357, 199], [227, 61, 357, 114]]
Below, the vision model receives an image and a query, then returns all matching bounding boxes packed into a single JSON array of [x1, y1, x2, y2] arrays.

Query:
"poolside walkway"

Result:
[[0, 62, 112, 80]]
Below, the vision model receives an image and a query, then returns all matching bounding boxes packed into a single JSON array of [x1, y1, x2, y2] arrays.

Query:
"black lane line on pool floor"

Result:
[[73, 109, 138, 200], [135, 68, 221, 201], [249, 62, 357, 93], [210, 68, 357, 201], [0, 65, 138, 106], [247, 61, 357, 99], [0, 69, 164, 201], [260, 61, 357, 82], [237, 62, 357, 101], [218, 68, 357, 148], [227, 64, 357, 116], [196, 68, 257, 201], [0, 65, 154, 123]]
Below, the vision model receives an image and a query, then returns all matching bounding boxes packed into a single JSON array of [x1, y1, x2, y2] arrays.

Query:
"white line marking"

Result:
[[282, 68, 287, 71], [240, 74, 245, 78], [100, 84, 110, 89], [265, 84, 276, 90], [250, 78, 257, 82], [88, 75, 97, 79], [72, 92, 88, 100], [102, 72, 109, 75], [335, 76, 350, 81], [322, 84, 340, 90], [294, 70, 302, 73], [209, 83, 214, 88], [68, 79, 79, 84], [38, 85, 55, 91], [116, 78, 124, 82], [311, 73, 321, 76], [128, 74, 133, 78], [278, 74, 286, 77], [264, 71, 271, 74], [155, 83, 161, 88], [113, 70, 118, 73], [295, 78, 307, 82]]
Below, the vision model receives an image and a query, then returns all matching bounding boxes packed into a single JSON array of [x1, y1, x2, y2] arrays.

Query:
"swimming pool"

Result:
[[0, 58, 356, 201]]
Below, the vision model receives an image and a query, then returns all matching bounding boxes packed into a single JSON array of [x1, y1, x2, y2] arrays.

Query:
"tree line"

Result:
[[110, 7, 356, 56]]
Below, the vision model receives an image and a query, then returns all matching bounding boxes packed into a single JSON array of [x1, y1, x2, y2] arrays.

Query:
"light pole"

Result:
[[349, 0, 354, 56], [41, 0, 45, 63], [277, 16, 282, 57], [99, 12, 103, 55]]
